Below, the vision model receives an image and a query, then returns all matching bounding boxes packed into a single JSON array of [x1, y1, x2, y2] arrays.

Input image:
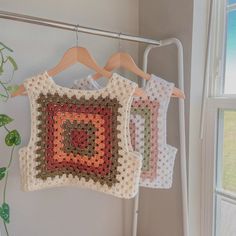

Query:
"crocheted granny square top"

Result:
[[73, 74, 177, 189], [19, 71, 142, 198]]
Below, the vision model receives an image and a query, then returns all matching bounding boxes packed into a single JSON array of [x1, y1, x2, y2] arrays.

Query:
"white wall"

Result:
[[0, 1, 139, 236], [138, 0, 193, 235]]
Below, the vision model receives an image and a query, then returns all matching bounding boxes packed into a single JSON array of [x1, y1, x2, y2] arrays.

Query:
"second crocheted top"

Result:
[[73, 74, 177, 188]]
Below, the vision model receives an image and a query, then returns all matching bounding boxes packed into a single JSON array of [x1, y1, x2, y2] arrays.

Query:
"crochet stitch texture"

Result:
[[73, 74, 177, 189], [19, 72, 142, 198]]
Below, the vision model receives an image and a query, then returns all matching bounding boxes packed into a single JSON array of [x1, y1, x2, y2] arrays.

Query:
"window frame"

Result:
[[202, 98, 236, 235], [201, 0, 236, 235]]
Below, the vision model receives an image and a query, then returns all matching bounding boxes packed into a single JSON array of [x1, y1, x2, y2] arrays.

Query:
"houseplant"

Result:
[[0, 41, 21, 236]]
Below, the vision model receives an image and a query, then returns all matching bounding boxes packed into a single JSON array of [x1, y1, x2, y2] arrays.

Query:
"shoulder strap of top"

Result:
[[23, 72, 49, 97], [110, 73, 138, 99], [145, 74, 174, 105]]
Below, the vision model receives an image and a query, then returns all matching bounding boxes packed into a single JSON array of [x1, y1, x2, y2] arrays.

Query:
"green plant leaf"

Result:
[[0, 42, 13, 52], [0, 114, 13, 127], [0, 202, 10, 223], [6, 85, 19, 94], [0, 167, 6, 181], [5, 130, 21, 146], [0, 94, 8, 102], [7, 56, 18, 71]]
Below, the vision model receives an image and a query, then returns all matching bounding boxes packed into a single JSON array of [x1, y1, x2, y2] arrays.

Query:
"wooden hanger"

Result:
[[11, 48, 147, 98], [46, 46, 112, 78], [11, 26, 146, 98], [92, 52, 151, 80], [11, 46, 111, 97], [47, 47, 148, 98], [92, 51, 185, 99]]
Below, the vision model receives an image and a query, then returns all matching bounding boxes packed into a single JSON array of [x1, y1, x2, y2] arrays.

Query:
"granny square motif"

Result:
[[35, 93, 122, 187], [19, 72, 142, 198]]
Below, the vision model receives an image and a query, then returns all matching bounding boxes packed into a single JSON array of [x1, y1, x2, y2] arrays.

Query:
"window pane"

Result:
[[216, 196, 236, 236], [228, 0, 236, 5], [224, 10, 236, 94], [222, 111, 236, 192]]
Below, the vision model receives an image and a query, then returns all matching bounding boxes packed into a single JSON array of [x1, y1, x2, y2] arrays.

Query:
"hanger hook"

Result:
[[118, 32, 122, 52], [75, 24, 79, 47]]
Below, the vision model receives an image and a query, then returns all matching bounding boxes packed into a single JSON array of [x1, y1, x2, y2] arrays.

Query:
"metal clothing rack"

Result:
[[132, 42, 189, 236], [0, 10, 189, 236]]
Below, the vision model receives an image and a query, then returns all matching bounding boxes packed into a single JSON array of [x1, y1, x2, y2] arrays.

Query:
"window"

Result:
[[216, 109, 236, 236], [220, 110, 236, 193], [202, 0, 236, 236], [224, 1, 236, 94]]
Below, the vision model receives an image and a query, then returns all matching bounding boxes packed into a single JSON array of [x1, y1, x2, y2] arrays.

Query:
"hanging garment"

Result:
[[73, 74, 177, 188], [19, 71, 142, 198]]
